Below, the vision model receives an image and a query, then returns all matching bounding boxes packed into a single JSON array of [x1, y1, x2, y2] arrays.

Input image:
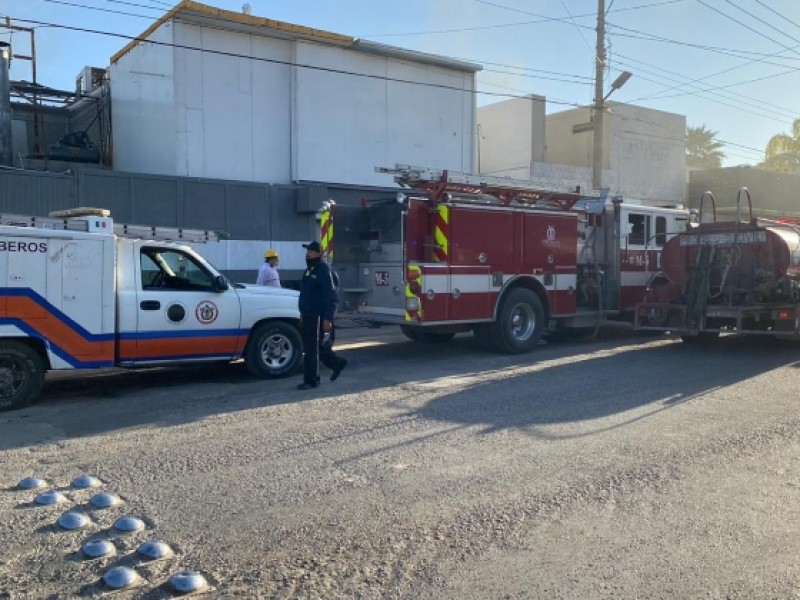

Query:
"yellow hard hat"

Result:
[[264, 249, 279, 259]]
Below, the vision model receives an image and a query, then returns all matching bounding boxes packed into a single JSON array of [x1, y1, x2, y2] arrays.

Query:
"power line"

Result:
[[558, 0, 593, 53], [697, 0, 800, 57], [615, 53, 797, 120], [722, 0, 800, 46], [608, 23, 800, 63], [105, 0, 169, 11], [754, 0, 800, 31], [40, 0, 158, 19], [482, 67, 593, 86], [9, 16, 588, 108]]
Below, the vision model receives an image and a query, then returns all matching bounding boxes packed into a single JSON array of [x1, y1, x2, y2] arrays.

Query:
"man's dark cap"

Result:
[[302, 241, 322, 252]]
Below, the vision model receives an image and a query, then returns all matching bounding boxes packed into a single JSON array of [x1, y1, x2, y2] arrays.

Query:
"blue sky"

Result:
[[3, 0, 800, 167]]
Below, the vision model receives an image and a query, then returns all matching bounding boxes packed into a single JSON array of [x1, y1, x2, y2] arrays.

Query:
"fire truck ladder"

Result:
[[683, 245, 715, 331], [376, 164, 602, 209], [0, 208, 225, 243]]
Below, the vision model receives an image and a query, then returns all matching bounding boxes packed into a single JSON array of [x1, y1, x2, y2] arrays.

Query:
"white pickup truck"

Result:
[[0, 209, 302, 411]]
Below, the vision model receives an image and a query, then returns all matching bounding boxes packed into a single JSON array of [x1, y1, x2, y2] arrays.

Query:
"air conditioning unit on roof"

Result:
[[75, 66, 106, 96]]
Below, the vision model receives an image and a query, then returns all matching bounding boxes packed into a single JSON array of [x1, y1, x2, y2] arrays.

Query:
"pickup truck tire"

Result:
[[0, 342, 45, 412], [245, 321, 302, 379], [489, 288, 545, 354]]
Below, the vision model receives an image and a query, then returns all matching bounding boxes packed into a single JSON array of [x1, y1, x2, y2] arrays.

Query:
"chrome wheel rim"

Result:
[[509, 303, 535, 341], [260, 334, 293, 370]]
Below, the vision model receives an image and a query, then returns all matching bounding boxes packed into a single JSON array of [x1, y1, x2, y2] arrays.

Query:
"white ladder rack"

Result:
[[0, 208, 224, 243], [376, 164, 600, 198]]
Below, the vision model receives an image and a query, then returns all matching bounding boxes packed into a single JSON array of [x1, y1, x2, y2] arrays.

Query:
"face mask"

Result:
[[305, 256, 321, 268]]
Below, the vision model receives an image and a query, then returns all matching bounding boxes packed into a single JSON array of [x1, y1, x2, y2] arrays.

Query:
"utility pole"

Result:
[[592, 0, 606, 190]]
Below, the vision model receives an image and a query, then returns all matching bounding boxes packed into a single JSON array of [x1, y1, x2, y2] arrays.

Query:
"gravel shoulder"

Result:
[[1, 329, 799, 599]]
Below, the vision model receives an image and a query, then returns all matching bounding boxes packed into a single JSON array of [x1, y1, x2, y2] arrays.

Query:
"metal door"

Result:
[[127, 243, 243, 365]]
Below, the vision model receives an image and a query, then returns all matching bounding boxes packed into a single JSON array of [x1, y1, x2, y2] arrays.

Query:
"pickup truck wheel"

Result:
[[0, 342, 45, 411], [245, 322, 302, 378], [490, 288, 545, 354]]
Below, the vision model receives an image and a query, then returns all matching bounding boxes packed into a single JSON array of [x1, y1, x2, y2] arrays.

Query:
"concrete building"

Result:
[[477, 98, 687, 205], [688, 167, 800, 218], [110, 0, 480, 186]]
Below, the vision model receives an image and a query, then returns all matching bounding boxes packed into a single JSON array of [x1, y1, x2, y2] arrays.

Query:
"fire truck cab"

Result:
[[322, 166, 689, 353]]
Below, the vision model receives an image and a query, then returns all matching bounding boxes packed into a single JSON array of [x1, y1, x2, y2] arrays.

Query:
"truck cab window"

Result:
[[655, 216, 667, 247], [627, 214, 647, 246], [141, 248, 214, 291]]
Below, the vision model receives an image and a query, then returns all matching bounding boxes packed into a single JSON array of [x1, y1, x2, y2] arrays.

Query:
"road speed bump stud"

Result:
[[90, 492, 121, 509], [57, 511, 89, 530], [34, 490, 66, 505], [17, 477, 47, 490], [137, 540, 174, 560], [82, 538, 116, 559], [102, 566, 141, 590], [113, 516, 145, 533], [169, 571, 209, 594], [71, 475, 101, 489]]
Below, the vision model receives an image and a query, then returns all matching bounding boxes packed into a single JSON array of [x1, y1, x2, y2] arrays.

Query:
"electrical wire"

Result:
[[559, 0, 593, 53], [722, 0, 800, 46], [615, 53, 797, 120], [40, 0, 158, 19], [8, 16, 589, 109], [105, 0, 168, 11], [754, 0, 800, 31], [697, 0, 800, 56]]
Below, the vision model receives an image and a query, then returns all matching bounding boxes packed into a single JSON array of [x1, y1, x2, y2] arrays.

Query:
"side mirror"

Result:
[[212, 274, 229, 292]]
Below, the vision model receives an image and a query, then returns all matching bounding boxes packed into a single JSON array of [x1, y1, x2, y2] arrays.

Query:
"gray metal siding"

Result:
[[0, 169, 74, 213]]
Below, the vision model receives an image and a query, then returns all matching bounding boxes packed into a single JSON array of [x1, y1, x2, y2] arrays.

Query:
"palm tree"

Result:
[[686, 125, 725, 169], [760, 118, 800, 173]]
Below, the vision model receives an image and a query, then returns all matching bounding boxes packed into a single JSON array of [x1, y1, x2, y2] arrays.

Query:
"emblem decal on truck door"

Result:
[[195, 301, 219, 324]]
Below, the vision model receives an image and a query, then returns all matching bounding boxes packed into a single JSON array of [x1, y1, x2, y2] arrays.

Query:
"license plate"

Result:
[[374, 271, 389, 286]]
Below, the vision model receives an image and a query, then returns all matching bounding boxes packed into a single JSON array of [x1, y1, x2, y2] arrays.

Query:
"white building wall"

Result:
[[111, 24, 176, 174], [294, 42, 475, 186], [477, 95, 545, 177], [172, 23, 293, 183], [111, 23, 476, 186]]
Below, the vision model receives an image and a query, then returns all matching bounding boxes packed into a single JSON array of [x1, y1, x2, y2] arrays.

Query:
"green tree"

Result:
[[760, 118, 800, 173], [686, 125, 725, 169]]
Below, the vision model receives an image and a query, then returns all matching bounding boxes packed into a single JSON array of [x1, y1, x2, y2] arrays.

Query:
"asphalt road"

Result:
[[1, 326, 799, 599]]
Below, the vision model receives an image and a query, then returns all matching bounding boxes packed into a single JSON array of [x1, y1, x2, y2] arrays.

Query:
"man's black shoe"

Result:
[[297, 382, 318, 390], [330, 359, 348, 381]]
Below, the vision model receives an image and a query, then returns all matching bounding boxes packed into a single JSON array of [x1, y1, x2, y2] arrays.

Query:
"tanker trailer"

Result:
[[634, 188, 800, 341]]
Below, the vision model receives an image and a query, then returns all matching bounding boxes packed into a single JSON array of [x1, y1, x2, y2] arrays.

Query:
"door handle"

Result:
[[140, 300, 161, 310]]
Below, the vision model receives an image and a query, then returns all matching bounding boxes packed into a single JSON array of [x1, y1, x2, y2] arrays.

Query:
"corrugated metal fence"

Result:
[[0, 167, 396, 284]]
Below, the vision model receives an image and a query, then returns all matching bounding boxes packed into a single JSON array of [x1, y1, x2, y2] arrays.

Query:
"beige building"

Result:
[[477, 98, 687, 205]]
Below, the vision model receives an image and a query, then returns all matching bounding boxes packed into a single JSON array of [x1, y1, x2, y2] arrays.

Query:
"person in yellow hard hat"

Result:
[[256, 248, 281, 287]]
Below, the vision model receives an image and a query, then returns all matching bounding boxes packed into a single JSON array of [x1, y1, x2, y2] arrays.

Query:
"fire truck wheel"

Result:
[[491, 288, 545, 354], [0, 342, 46, 412], [400, 326, 455, 344], [400, 326, 423, 342], [680, 331, 720, 344], [244, 321, 302, 379]]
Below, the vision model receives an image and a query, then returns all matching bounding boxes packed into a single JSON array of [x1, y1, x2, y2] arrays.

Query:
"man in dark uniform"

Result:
[[297, 241, 348, 390]]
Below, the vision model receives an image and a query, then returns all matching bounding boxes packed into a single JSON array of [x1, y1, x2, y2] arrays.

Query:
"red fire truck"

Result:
[[635, 188, 800, 341], [321, 165, 689, 353]]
